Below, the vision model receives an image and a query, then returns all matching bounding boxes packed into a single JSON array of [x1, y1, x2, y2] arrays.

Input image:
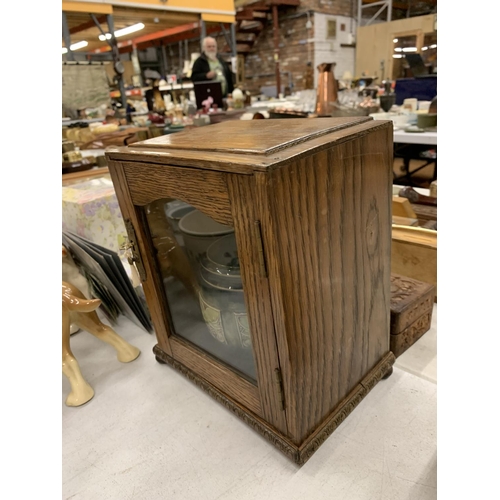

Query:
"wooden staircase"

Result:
[[224, 0, 300, 56]]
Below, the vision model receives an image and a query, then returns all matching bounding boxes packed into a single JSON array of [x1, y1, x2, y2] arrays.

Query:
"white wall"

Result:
[[313, 12, 357, 87]]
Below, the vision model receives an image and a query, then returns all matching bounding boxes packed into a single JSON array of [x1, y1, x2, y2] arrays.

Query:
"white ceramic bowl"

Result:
[[391, 113, 410, 129], [165, 203, 195, 233], [179, 209, 234, 267]]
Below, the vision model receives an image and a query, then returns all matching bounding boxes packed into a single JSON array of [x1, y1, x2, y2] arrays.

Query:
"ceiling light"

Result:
[[402, 47, 417, 52], [98, 22, 145, 41], [62, 40, 88, 53], [422, 46, 428, 51], [393, 54, 403, 59], [394, 47, 402, 52], [430, 44, 437, 49], [393, 38, 398, 43]]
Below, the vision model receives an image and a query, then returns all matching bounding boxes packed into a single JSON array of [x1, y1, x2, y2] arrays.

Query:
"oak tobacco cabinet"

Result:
[[106, 117, 395, 465]]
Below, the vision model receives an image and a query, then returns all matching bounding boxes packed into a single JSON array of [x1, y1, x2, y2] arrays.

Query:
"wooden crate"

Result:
[[391, 224, 437, 299]]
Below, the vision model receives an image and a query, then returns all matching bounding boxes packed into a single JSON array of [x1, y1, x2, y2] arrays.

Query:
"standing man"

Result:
[[191, 37, 234, 97]]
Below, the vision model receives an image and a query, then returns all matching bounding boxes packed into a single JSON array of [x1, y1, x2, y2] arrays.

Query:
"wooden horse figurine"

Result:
[[62, 281, 141, 407]]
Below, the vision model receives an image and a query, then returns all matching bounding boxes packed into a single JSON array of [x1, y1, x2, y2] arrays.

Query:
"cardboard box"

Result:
[[62, 178, 127, 253]]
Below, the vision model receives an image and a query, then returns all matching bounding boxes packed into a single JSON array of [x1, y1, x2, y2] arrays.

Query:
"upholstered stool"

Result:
[[62, 281, 140, 407]]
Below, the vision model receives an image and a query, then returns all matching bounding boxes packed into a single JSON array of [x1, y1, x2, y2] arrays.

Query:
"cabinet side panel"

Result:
[[270, 126, 392, 442]]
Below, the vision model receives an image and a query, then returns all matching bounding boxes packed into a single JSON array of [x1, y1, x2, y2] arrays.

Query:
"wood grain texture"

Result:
[[127, 117, 371, 155], [391, 226, 437, 297], [106, 147, 262, 174], [255, 171, 295, 436], [410, 203, 437, 224], [389, 273, 435, 357], [107, 160, 173, 356], [266, 124, 393, 443], [107, 118, 397, 463], [168, 338, 262, 416], [226, 174, 288, 436], [390, 312, 433, 358], [122, 162, 233, 226], [105, 119, 392, 174], [390, 273, 435, 332], [298, 352, 395, 463]]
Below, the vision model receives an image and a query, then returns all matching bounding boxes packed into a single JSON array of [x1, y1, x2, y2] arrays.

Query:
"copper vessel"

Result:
[[315, 62, 338, 116]]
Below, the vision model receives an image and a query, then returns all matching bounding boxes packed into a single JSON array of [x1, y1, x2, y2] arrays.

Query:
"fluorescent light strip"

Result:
[[62, 40, 88, 53], [422, 46, 428, 51], [98, 22, 145, 41], [393, 54, 403, 58], [394, 47, 402, 52], [393, 38, 398, 43], [430, 44, 437, 49], [402, 47, 417, 53]]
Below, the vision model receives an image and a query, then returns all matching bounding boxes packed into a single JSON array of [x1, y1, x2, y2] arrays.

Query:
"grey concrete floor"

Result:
[[62, 305, 437, 500]]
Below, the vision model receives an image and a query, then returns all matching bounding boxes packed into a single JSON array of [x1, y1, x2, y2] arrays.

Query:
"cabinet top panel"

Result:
[[106, 118, 392, 173], [125, 117, 370, 156]]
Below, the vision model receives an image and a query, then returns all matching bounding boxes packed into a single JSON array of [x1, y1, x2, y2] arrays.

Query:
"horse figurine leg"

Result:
[[62, 290, 95, 407], [62, 281, 141, 407]]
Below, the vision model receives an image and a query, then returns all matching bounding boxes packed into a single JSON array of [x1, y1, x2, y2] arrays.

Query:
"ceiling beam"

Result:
[[127, 21, 201, 45], [362, 0, 408, 10], [266, 0, 300, 5], [134, 24, 226, 50], [90, 21, 236, 53], [69, 15, 107, 34], [92, 21, 200, 52], [241, 2, 270, 10]]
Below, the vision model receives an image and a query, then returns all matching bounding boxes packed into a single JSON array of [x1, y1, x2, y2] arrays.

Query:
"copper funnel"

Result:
[[315, 62, 338, 116]]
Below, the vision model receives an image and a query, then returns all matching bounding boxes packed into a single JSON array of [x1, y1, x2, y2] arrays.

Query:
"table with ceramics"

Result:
[[371, 112, 437, 185], [394, 129, 437, 146]]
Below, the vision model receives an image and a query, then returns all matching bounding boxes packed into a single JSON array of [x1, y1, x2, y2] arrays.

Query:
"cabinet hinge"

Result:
[[122, 218, 147, 282], [254, 220, 268, 278], [274, 368, 286, 411]]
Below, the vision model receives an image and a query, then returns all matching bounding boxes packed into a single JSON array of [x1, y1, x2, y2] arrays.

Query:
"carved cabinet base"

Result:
[[154, 345, 395, 465]]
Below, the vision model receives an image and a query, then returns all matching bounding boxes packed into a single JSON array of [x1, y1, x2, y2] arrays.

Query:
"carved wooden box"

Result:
[[106, 117, 395, 465], [390, 273, 436, 357]]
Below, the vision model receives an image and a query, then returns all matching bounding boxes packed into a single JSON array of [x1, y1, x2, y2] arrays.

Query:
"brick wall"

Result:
[[243, 13, 314, 95], [240, 3, 357, 95]]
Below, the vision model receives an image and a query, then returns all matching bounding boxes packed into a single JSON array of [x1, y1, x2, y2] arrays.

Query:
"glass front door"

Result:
[[144, 198, 257, 382]]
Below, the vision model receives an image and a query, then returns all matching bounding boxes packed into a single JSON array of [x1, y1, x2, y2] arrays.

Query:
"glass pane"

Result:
[[421, 33, 437, 74], [392, 35, 418, 80], [144, 198, 256, 382]]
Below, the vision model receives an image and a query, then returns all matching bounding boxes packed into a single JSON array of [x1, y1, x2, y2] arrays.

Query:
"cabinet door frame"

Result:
[[108, 159, 288, 435]]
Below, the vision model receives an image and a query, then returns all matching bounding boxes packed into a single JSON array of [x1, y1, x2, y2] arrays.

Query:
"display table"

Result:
[[393, 129, 437, 185], [394, 129, 437, 145]]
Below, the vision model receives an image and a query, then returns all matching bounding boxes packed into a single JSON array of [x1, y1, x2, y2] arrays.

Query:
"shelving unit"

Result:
[[109, 82, 194, 100]]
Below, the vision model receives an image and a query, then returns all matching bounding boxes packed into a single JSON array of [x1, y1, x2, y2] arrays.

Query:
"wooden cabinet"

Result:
[[106, 117, 395, 465]]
